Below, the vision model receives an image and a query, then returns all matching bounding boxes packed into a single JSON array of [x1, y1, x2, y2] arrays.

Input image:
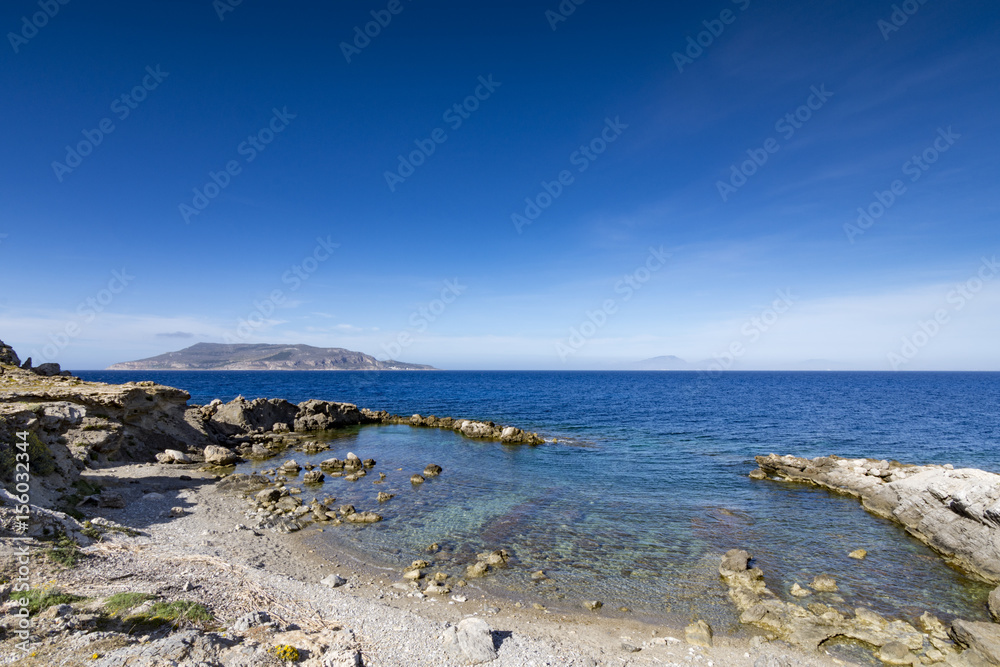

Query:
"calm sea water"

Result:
[[77, 370, 1000, 629]]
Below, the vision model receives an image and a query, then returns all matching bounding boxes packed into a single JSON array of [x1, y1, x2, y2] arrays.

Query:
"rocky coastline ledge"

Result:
[[746, 453, 1000, 665]]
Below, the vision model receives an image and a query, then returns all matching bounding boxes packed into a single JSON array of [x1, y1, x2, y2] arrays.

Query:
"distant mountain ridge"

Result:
[[632, 355, 693, 370], [107, 343, 436, 371]]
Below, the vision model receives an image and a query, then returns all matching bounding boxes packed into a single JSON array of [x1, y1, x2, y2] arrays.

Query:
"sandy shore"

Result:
[[3, 461, 848, 666]]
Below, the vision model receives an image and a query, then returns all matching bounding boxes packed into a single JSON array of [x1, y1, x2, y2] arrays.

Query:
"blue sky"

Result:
[[2, 0, 999, 370]]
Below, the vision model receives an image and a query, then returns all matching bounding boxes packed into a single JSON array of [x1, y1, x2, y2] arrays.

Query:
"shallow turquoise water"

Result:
[[79, 370, 999, 626]]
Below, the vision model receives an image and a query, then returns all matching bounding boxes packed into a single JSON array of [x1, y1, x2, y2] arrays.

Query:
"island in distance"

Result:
[[107, 342, 437, 371]]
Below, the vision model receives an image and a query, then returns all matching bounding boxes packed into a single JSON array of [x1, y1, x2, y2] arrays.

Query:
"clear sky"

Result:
[[2, 0, 998, 370]]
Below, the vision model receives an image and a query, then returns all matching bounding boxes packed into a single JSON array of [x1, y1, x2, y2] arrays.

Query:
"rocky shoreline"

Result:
[[2, 338, 999, 665], [752, 454, 1000, 584]]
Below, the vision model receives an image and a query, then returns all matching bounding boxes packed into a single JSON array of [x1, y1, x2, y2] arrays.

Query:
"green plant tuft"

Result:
[[104, 592, 157, 615], [21, 587, 86, 614], [124, 600, 214, 629], [43, 534, 83, 567]]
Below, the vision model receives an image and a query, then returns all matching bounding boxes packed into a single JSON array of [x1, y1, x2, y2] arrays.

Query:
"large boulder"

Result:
[[209, 396, 298, 436], [0, 340, 20, 366], [294, 400, 362, 431], [950, 620, 1000, 665]]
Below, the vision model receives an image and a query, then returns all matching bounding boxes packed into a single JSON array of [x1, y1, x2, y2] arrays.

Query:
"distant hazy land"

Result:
[[107, 343, 436, 371]]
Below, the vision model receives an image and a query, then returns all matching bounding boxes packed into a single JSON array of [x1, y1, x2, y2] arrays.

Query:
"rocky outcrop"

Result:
[[0, 339, 20, 366], [294, 399, 363, 431], [361, 410, 544, 445], [755, 454, 1000, 583], [0, 363, 215, 497], [950, 620, 1000, 665], [205, 395, 298, 436], [718, 549, 971, 664]]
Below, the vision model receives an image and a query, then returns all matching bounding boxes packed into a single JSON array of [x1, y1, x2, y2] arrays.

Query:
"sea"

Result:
[[76, 370, 999, 634]]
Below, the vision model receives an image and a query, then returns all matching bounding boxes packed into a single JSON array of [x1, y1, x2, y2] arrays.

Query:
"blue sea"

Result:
[[76, 370, 999, 630]]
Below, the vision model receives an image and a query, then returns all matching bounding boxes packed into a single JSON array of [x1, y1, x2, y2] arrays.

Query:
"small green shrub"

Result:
[[125, 600, 213, 629], [22, 587, 85, 614], [0, 432, 55, 481], [43, 534, 83, 567], [104, 592, 157, 615]]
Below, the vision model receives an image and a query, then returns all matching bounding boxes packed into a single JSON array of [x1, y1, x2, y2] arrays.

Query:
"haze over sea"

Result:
[[77, 369, 999, 630]]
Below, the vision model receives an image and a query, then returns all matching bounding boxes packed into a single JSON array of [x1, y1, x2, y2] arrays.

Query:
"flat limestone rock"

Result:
[[756, 453, 1000, 583], [950, 620, 1000, 665]]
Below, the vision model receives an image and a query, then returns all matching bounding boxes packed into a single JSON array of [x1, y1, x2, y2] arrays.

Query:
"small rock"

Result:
[[410, 474, 425, 484], [303, 470, 324, 484], [204, 445, 238, 466], [158, 449, 191, 464], [231, 610, 270, 632], [810, 574, 838, 592], [451, 595, 468, 603], [790, 583, 812, 597], [621, 642, 640, 653], [423, 464, 443, 477], [376, 492, 395, 503], [748, 468, 767, 480], [424, 583, 451, 595], [403, 569, 423, 581], [456, 617, 498, 664], [169, 507, 187, 517], [530, 570, 548, 581], [321, 574, 347, 588], [878, 640, 913, 665], [582, 600, 603, 611], [466, 562, 490, 579], [685, 619, 713, 648], [849, 549, 868, 560]]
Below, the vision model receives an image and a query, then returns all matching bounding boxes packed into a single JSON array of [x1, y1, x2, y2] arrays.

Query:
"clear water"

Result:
[[77, 370, 999, 627]]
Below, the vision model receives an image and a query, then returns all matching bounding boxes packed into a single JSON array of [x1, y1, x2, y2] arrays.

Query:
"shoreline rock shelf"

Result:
[[718, 548, 1000, 665], [753, 453, 1000, 584]]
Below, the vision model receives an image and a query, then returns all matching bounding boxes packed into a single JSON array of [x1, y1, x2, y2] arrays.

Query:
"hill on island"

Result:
[[107, 343, 436, 371], [632, 355, 693, 370]]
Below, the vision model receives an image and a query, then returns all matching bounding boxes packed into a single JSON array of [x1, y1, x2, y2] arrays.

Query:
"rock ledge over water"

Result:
[[754, 453, 1000, 584]]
